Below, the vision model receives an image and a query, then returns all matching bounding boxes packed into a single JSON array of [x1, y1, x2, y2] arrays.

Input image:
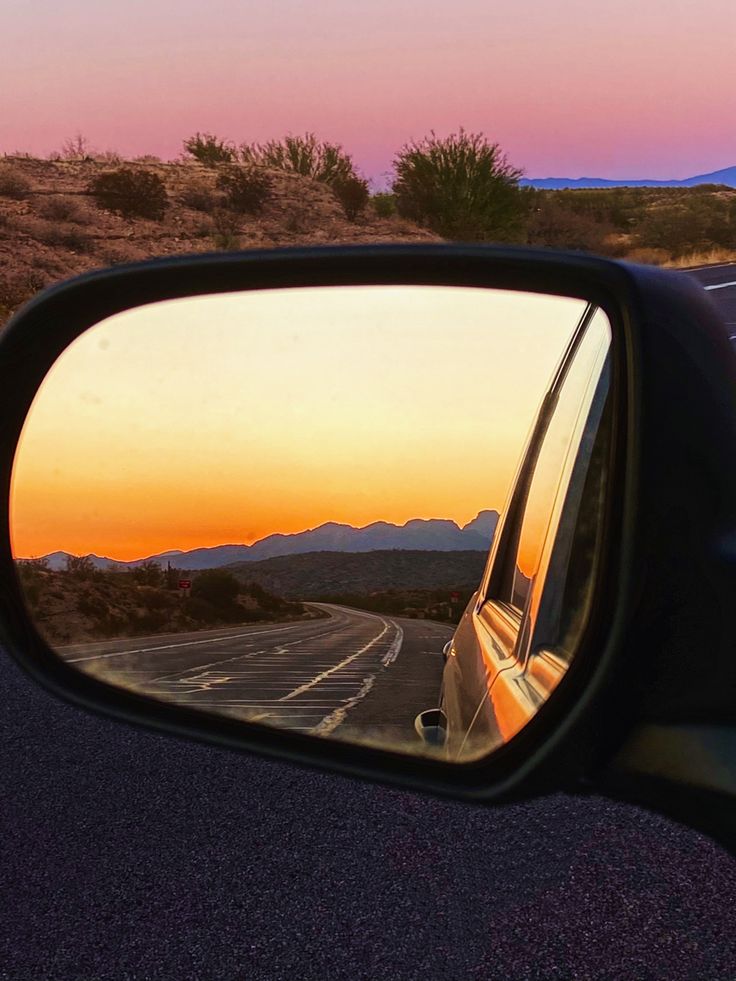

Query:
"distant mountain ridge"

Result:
[[32, 510, 500, 571], [521, 165, 736, 190]]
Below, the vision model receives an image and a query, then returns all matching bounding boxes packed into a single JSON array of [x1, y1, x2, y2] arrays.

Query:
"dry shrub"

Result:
[[36, 195, 88, 223], [527, 194, 618, 254], [624, 247, 671, 265], [61, 134, 93, 161], [0, 271, 48, 322], [89, 167, 168, 220], [94, 150, 123, 165], [183, 133, 235, 166], [284, 203, 312, 234], [241, 133, 357, 185], [664, 247, 736, 269], [25, 218, 93, 253], [216, 166, 272, 214], [211, 210, 241, 249], [371, 193, 396, 218], [0, 166, 32, 200], [179, 183, 220, 212], [332, 175, 370, 220]]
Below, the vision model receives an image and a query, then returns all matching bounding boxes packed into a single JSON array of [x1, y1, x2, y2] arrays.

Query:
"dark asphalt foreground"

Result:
[[2, 647, 736, 981], [3, 265, 736, 981]]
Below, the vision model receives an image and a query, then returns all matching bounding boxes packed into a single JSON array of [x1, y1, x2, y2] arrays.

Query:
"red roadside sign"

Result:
[[178, 579, 192, 590]]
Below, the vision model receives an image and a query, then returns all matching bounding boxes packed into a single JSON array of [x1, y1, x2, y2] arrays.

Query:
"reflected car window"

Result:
[[493, 308, 611, 625], [531, 356, 611, 662]]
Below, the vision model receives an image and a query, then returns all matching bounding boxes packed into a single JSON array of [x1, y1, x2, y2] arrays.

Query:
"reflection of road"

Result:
[[59, 603, 451, 746]]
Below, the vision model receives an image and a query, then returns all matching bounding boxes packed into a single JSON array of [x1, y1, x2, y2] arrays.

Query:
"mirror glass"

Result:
[[11, 285, 612, 761]]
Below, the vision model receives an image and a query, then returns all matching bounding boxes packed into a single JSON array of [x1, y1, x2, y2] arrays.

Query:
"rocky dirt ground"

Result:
[[0, 156, 437, 324]]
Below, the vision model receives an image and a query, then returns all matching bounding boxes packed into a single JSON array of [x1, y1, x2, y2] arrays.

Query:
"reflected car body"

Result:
[[439, 304, 613, 759]]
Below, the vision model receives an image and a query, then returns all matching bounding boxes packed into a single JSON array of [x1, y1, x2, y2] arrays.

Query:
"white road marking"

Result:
[[313, 674, 377, 735], [66, 622, 321, 664], [81, 602, 413, 736], [279, 617, 392, 701], [705, 281, 736, 291], [382, 623, 404, 665], [120, 620, 352, 684]]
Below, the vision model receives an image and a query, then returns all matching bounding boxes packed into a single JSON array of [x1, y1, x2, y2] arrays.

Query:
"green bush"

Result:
[[526, 191, 618, 254], [130, 560, 164, 587], [191, 569, 240, 608], [392, 129, 527, 242], [636, 197, 736, 257], [183, 132, 236, 166], [241, 133, 357, 185], [139, 588, 173, 612], [77, 593, 107, 618], [371, 192, 396, 218], [89, 168, 168, 220], [96, 613, 126, 637], [332, 175, 370, 220], [187, 596, 217, 623], [216, 165, 272, 215], [128, 609, 168, 634]]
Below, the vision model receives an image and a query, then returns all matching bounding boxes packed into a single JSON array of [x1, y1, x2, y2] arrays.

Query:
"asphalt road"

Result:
[[685, 262, 736, 341], [3, 268, 736, 980], [58, 605, 450, 752]]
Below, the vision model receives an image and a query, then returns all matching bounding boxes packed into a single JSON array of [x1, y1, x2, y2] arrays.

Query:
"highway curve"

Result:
[[58, 604, 450, 751]]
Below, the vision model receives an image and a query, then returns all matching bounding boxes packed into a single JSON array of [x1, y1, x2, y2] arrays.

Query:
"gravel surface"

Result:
[[2, 647, 736, 981]]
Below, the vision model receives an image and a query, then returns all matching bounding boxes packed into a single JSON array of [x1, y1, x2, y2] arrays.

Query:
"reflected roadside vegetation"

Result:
[[11, 285, 611, 760]]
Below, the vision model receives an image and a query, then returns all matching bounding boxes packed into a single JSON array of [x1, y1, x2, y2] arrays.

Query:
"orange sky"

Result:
[[11, 286, 592, 561]]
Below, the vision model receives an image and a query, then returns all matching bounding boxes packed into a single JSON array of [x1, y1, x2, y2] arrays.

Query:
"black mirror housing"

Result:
[[1, 244, 735, 849]]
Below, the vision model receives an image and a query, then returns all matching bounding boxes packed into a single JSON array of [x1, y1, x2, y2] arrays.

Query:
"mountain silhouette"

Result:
[[33, 510, 500, 571], [521, 165, 736, 190]]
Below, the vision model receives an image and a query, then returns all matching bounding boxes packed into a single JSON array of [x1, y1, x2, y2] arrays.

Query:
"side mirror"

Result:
[[2, 245, 736, 851]]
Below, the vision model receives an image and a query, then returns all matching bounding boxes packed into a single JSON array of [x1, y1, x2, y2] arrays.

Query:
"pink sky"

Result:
[[3, 0, 734, 185]]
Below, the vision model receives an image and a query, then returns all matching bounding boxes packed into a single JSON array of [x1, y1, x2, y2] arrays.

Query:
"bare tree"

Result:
[[61, 133, 93, 161]]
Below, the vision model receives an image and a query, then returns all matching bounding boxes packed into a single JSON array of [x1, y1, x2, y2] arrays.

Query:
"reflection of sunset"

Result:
[[11, 286, 588, 561]]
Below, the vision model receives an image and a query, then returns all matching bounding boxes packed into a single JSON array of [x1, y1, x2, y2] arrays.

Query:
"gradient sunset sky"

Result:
[[3, 0, 734, 183], [10, 287, 607, 560]]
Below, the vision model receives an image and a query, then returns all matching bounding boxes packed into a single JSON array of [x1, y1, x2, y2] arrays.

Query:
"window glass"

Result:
[[493, 309, 611, 625]]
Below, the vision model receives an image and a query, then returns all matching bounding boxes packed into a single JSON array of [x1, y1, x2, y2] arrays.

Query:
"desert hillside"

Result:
[[0, 156, 437, 324], [16, 559, 314, 645], [225, 549, 488, 597], [3, 153, 735, 327]]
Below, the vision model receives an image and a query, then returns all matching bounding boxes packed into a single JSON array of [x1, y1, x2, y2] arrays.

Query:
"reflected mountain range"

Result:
[[33, 510, 500, 571]]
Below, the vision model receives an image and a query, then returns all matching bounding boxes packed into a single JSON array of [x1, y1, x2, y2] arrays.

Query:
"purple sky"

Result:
[[3, 0, 735, 185]]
